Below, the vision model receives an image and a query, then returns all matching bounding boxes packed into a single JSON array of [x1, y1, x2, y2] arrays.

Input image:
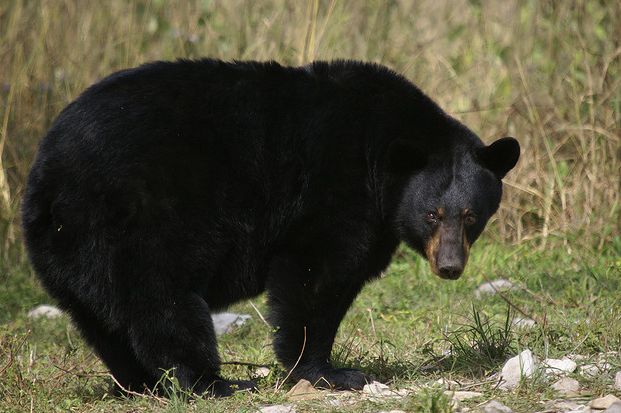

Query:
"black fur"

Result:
[[22, 59, 519, 396]]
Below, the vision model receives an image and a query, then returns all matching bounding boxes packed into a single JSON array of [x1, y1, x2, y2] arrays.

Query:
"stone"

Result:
[[27, 304, 63, 319], [551, 377, 580, 396], [448, 390, 483, 401], [581, 362, 612, 378], [511, 317, 536, 329], [481, 400, 513, 413], [499, 349, 537, 390], [435, 377, 460, 389], [211, 312, 251, 335], [614, 371, 621, 391], [543, 357, 577, 376], [474, 279, 515, 298], [548, 400, 586, 412], [363, 381, 393, 397], [258, 405, 296, 413], [254, 367, 271, 378], [605, 402, 621, 413], [590, 395, 621, 410], [286, 379, 321, 401]]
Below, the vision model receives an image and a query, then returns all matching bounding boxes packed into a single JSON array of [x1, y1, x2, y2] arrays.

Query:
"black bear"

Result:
[[22, 59, 520, 396]]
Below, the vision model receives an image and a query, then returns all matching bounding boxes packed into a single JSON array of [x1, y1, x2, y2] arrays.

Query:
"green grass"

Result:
[[1, 239, 619, 412], [1, 0, 620, 412]]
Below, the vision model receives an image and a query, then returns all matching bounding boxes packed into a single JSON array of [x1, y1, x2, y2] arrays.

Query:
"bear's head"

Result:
[[390, 137, 520, 280]]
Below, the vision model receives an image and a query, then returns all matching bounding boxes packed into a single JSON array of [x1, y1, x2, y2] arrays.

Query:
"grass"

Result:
[[1, 0, 620, 412], [1, 241, 620, 412]]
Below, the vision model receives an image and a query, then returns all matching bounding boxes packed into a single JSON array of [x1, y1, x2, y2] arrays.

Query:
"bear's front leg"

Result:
[[266, 252, 372, 390]]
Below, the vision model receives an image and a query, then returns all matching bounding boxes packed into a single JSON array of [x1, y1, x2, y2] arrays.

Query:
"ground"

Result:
[[1, 237, 619, 413]]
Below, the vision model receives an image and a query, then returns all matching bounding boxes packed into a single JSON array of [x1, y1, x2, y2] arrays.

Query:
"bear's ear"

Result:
[[477, 137, 520, 179], [387, 139, 427, 174]]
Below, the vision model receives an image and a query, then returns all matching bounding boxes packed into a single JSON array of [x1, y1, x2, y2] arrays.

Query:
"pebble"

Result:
[[447, 390, 483, 401], [481, 400, 513, 413], [286, 379, 321, 401], [254, 367, 271, 378], [581, 362, 612, 378], [511, 317, 536, 329], [499, 349, 537, 390], [27, 304, 63, 319], [211, 312, 251, 335], [590, 395, 621, 410], [474, 279, 516, 298], [543, 357, 577, 376], [435, 377, 460, 389], [551, 377, 580, 396], [614, 371, 621, 390], [258, 405, 296, 413], [363, 381, 393, 397]]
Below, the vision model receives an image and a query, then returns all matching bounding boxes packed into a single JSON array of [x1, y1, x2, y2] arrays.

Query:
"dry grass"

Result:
[[1, 0, 619, 261]]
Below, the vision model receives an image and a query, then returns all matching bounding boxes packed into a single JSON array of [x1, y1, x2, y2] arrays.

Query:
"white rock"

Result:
[[591, 395, 621, 410], [581, 362, 612, 378], [482, 400, 513, 412], [258, 405, 296, 413], [211, 312, 251, 335], [543, 357, 577, 376], [435, 377, 460, 389], [614, 371, 621, 391], [549, 400, 587, 412], [362, 381, 393, 396], [448, 390, 483, 401], [511, 317, 536, 329], [254, 367, 271, 378], [27, 304, 63, 319], [499, 349, 537, 390], [551, 377, 580, 395], [474, 279, 515, 298], [605, 402, 621, 413]]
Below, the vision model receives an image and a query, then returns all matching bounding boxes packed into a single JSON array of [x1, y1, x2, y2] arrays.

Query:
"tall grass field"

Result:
[[1, 1, 619, 412]]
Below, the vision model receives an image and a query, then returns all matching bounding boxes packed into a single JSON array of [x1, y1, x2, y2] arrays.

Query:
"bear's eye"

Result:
[[426, 212, 439, 224], [464, 213, 476, 226]]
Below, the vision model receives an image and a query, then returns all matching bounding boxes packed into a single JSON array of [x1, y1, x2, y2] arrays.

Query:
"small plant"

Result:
[[442, 305, 515, 375], [406, 385, 454, 413]]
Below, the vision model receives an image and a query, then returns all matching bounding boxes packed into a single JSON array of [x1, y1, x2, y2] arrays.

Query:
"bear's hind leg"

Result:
[[66, 298, 157, 393], [125, 291, 255, 397]]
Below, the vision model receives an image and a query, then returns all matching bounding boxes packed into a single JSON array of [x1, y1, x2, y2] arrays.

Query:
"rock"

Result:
[[448, 390, 483, 401], [254, 367, 271, 378], [258, 405, 296, 413], [548, 400, 587, 412], [614, 371, 621, 391], [435, 377, 460, 389], [481, 400, 513, 413], [363, 381, 393, 397], [474, 279, 515, 298], [376, 411, 407, 413], [27, 304, 63, 319], [499, 349, 537, 390], [590, 395, 621, 410], [551, 377, 580, 396], [511, 317, 536, 329], [581, 362, 612, 378], [605, 402, 621, 413], [543, 357, 577, 376], [211, 312, 251, 335], [286, 379, 321, 401]]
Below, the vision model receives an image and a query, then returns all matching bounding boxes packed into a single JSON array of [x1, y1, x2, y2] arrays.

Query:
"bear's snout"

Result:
[[425, 223, 469, 280]]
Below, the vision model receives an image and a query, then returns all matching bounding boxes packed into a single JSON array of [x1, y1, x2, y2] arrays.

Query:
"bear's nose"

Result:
[[437, 264, 463, 280]]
